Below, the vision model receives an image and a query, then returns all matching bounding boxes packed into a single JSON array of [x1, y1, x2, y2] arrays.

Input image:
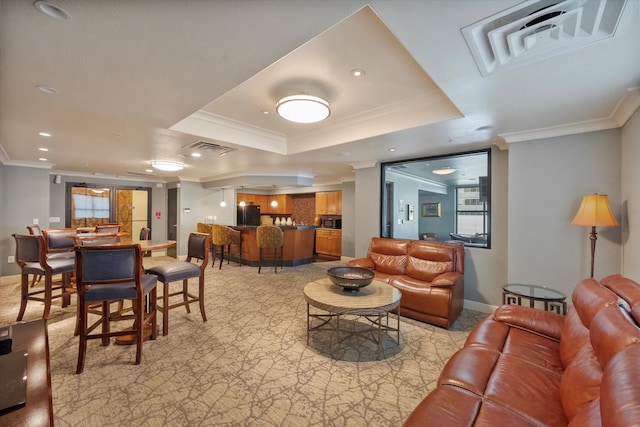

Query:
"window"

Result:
[[380, 149, 490, 248], [65, 183, 152, 240], [456, 186, 488, 235]]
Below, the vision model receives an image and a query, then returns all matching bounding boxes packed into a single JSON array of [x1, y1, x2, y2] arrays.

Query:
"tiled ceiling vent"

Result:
[[183, 140, 237, 156], [462, 0, 628, 76]]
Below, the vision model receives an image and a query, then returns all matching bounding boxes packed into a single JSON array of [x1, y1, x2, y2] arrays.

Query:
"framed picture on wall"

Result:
[[422, 202, 441, 217]]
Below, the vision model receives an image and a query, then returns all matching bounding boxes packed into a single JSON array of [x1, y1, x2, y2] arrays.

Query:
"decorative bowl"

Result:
[[327, 266, 375, 291]]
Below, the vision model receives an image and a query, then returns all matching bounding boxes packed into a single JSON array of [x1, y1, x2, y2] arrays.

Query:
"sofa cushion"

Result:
[[405, 242, 456, 282], [590, 304, 640, 368], [600, 273, 640, 324], [572, 278, 618, 328], [600, 343, 640, 427], [560, 344, 602, 421], [484, 353, 566, 426], [559, 308, 590, 367], [367, 237, 410, 275]]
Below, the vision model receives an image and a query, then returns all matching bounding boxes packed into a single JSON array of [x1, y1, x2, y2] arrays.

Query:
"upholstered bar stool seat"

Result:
[[147, 262, 201, 283]]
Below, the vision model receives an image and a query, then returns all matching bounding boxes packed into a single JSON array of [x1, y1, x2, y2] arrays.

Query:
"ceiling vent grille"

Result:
[[183, 140, 237, 156], [462, 0, 628, 76]]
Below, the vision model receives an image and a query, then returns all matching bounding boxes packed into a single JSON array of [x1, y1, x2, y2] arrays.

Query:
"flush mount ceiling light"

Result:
[[150, 160, 183, 172], [432, 167, 457, 175], [276, 95, 330, 124], [37, 85, 59, 95], [34, 1, 72, 21]]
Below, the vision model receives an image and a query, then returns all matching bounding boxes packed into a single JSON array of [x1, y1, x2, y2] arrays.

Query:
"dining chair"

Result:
[[256, 225, 284, 274], [145, 232, 210, 336], [210, 224, 242, 269], [42, 228, 77, 261], [13, 233, 75, 321], [95, 223, 120, 234], [74, 243, 158, 374], [140, 227, 151, 257], [27, 225, 43, 287]]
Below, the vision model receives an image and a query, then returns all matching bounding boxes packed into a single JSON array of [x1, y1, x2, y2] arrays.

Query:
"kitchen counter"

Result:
[[231, 225, 317, 266]]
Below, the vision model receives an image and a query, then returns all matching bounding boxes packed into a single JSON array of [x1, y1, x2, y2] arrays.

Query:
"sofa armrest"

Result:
[[493, 304, 564, 341], [346, 258, 375, 270], [431, 271, 463, 287]]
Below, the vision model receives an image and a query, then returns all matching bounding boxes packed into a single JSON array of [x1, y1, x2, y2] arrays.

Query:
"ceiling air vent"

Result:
[[183, 140, 237, 156], [461, 0, 628, 76]]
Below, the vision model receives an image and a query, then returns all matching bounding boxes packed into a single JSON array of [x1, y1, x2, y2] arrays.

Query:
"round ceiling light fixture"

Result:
[[150, 160, 183, 172], [276, 95, 330, 124], [35, 1, 72, 21], [432, 167, 457, 175]]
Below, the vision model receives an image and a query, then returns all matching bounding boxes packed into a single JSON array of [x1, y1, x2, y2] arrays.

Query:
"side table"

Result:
[[502, 283, 567, 315]]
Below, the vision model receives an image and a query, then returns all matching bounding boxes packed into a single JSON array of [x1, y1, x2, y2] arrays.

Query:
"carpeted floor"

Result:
[[1, 257, 486, 426]]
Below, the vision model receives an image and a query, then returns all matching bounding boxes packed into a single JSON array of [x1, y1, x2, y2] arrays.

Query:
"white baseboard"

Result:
[[463, 299, 497, 314]]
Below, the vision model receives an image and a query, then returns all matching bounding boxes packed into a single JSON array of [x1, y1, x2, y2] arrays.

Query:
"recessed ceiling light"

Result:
[[432, 167, 457, 175], [351, 69, 366, 77], [191, 152, 202, 157], [150, 161, 183, 172], [39, 132, 51, 137], [34, 1, 72, 21], [39, 158, 48, 161], [276, 95, 330, 123], [388, 148, 395, 152], [261, 110, 269, 115], [39, 147, 49, 152], [36, 85, 59, 95], [145, 169, 154, 173]]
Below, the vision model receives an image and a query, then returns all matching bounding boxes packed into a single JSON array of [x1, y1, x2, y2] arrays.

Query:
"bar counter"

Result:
[[231, 225, 317, 267]]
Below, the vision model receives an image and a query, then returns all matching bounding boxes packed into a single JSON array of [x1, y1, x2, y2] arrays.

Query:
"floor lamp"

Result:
[[571, 193, 619, 278]]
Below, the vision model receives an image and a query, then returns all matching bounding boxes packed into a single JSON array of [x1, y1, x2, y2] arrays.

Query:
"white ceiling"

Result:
[[1, 0, 639, 189]]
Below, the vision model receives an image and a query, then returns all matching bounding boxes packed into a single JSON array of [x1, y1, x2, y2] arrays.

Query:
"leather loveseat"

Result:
[[403, 274, 640, 426], [347, 237, 464, 328]]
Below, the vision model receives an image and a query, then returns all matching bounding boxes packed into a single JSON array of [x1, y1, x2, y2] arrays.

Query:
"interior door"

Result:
[[384, 182, 394, 238], [167, 187, 178, 258]]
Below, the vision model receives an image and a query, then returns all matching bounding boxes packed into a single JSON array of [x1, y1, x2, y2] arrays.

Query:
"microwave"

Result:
[[323, 218, 342, 229]]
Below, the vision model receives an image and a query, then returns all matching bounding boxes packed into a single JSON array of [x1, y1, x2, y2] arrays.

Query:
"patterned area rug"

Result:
[[0, 257, 486, 426]]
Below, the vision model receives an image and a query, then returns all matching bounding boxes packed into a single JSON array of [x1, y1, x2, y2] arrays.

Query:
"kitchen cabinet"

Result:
[[315, 229, 342, 257], [236, 194, 293, 214], [315, 191, 342, 215], [266, 194, 292, 214]]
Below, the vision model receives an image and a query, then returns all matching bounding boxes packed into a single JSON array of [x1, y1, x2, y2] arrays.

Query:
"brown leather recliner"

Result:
[[347, 237, 464, 328]]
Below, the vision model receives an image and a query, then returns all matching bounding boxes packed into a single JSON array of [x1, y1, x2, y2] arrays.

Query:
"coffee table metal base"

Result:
[[306, 306, 400, 359], [303, 279, 402, 359]]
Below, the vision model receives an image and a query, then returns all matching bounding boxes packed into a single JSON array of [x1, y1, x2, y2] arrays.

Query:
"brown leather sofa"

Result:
[[347, 237, 464, 328], [403, 274, 640, 426]]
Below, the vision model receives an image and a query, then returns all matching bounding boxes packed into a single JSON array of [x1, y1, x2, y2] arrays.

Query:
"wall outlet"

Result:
[[8, 256, 15, 263]]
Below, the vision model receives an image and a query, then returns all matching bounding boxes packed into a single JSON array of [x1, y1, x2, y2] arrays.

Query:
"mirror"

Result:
[[381, 149, 490, 248]]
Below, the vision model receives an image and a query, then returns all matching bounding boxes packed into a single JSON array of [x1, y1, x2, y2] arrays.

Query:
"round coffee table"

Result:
[[303, 278, 402, 359], [501, 283, 567, 315]]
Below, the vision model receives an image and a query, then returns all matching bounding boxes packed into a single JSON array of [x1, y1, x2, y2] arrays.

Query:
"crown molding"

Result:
[[500, 86, 640, 144], [170, 110, 288, 155]]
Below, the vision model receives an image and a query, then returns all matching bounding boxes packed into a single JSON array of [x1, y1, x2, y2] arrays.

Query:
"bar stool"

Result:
[[256, 225, 284, 274], [211, 224, 242, 269]]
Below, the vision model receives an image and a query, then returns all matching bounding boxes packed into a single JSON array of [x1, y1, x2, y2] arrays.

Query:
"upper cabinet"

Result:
[[267, 194, 292, 215], [316, 191, 342, 215], [236, 193, 291, 214]]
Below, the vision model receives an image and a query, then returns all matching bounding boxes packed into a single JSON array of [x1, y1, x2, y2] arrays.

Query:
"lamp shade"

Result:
[[571, 194, 619, 227]]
